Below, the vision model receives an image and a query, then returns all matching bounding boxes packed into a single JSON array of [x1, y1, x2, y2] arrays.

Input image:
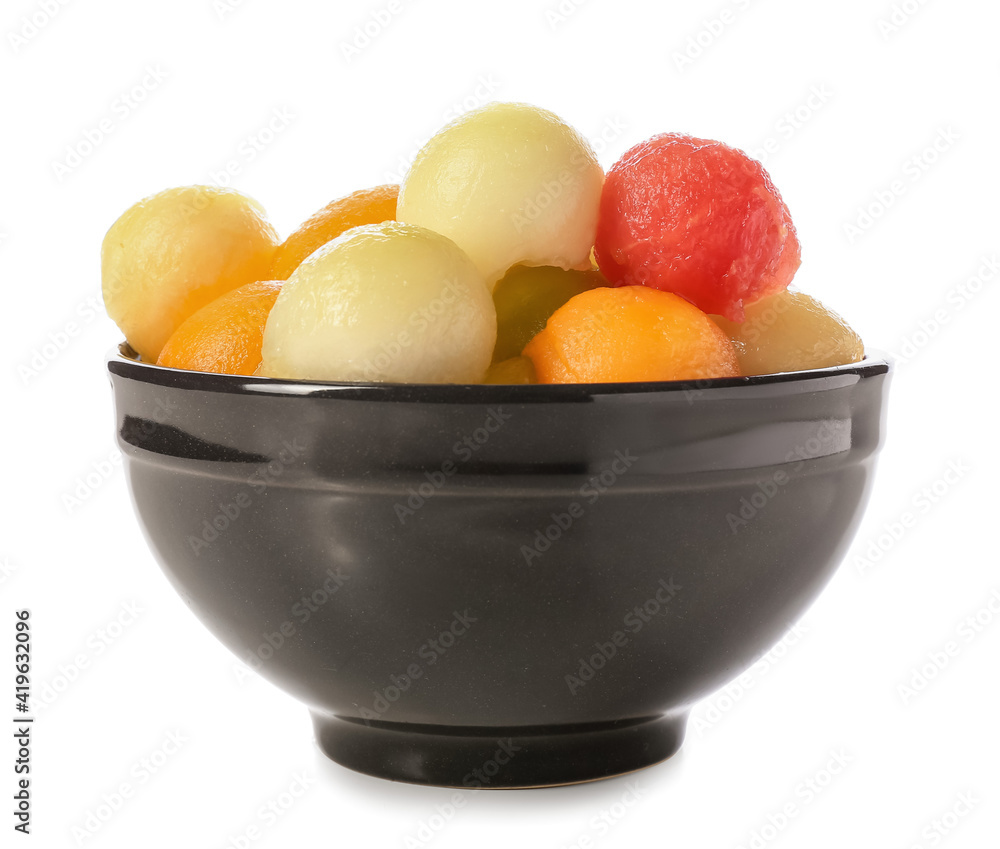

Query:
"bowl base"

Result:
[[311, 713, 687, 789]]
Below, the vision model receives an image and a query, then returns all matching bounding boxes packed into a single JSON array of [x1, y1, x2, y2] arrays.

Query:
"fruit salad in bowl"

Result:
[[104, 103, 890, 787], [102, 102, 864, 385]]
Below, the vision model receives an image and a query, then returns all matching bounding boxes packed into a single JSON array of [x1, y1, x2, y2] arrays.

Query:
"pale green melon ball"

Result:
[[398, 102, 604, 288], [261, 221, 496, 383]]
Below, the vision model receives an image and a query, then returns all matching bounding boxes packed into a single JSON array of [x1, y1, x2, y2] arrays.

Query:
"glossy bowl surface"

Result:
[[107, 345, 892, 787]]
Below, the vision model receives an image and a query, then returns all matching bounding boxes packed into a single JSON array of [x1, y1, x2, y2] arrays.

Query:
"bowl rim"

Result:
[[107, 343, 892, 401]]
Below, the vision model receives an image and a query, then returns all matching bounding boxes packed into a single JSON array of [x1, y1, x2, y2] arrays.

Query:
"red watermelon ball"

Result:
[[594, 133, 801, 322]]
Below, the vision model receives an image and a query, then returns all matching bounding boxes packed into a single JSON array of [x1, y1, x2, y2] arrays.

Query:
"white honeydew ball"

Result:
[[397, 102, 604, 288], [260, 222, 496, 383]]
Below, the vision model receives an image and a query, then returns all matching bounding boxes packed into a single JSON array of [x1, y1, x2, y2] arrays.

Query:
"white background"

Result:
[[2, 0, 998, 846]]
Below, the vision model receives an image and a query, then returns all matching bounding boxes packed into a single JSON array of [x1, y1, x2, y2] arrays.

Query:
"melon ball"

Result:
[[711, 289, 865, 375], [102, 186, 279, 362], [260, 222, 496, 383], [595, 134, 800, 322], [397, 102, 604, 288], [523, 286, 740, 384]]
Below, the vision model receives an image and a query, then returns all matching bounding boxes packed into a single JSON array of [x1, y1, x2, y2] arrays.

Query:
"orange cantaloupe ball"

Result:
[[156, 280, 282, 376], [523, 286, 740, 384]]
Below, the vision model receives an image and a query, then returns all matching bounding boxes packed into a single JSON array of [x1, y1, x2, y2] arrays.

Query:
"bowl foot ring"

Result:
[[311, 712, 687, 788]]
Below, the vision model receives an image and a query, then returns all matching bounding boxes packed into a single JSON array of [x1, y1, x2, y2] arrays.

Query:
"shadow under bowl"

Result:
[[107, 345, 892, 788]]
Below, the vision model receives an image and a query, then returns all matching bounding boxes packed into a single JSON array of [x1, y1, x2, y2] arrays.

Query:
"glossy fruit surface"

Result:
[[712, 289, 864, 375], [271, 185, 398, 280], [261, 221, 495, 383], [492, 265, 605, 363], [398, 102, 604, 286], [523, 285, 740, 384], [595, 134, 800, 322], [102, 186, 279, 361], [156, 280, 282, 375]]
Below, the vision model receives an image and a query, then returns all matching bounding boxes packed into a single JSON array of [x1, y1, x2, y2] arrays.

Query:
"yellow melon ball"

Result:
[[711, 289, 865, 375], [260, 222, 496, 383], [102, 186, 279, 362], [397, 102, 604, 288]]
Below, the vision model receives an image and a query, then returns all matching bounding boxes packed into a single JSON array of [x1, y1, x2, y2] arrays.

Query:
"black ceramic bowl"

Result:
[[107, 345, 891, 788]]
